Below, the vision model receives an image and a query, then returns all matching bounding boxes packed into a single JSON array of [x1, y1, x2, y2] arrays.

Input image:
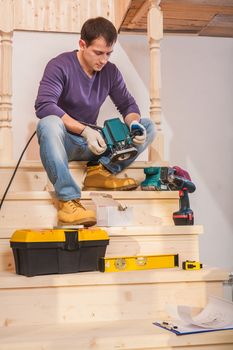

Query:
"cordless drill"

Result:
[[160, 168, 196, 225], [141, 166, 196, 225]]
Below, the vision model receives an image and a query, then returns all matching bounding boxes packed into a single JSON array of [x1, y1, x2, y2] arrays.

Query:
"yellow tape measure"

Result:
[[182, 260, 203, 270]]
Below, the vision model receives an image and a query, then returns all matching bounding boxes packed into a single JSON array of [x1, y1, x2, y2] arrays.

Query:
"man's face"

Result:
[[79, 36, 114, 73]]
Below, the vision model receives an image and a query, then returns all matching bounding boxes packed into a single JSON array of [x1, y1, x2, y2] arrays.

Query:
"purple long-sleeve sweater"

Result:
[[35, 50, 140, 124]]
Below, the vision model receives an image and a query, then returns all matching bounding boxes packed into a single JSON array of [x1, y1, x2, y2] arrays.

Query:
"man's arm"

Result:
[[124, 113, 141, 127], [61, 113, 85, 134]]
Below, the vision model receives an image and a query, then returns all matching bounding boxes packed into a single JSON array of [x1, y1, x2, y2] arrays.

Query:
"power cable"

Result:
[[0, 131, 36, 211]]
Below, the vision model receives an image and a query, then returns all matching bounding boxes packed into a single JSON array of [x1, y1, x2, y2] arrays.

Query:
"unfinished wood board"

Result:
[[200, 14, 233, 37], [120, 0, 233, 37], [0, 233, 200, 272], [0, 280, 224, 326], [0, 199, 179, 232], [0, 319, 232, 350], [0, 268, 228, 289], [13, 0, 114, 33]]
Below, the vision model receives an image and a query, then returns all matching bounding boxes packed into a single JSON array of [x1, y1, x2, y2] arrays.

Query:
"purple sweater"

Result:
[[35, 50, 140, 124]]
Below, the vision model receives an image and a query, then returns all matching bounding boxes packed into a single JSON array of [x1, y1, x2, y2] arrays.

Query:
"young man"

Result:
[[35, 17, 155, 227]]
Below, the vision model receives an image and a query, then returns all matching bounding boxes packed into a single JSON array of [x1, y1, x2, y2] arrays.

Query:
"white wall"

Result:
[[12, 31, 233, 270]]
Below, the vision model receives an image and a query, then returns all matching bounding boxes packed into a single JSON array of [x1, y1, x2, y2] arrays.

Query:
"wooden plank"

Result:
[[200, 14, 233, 36], [0, 225, 204, 238], [0, 268, 228, 289], [0, 160, 169, 193], [0, 160, 167, 169], [0, 190, 183, 237], [0, 319, 233, 350], [0, 203, 177, 234], [114, 0, 132, 30], [0, 230, 201, 272], [127, 1, 149, 29], [0, 240, 15, 272], [13, 0, 115, 33], [163, 18, 209, 28], [162, 0, 233, 7], [0, 279, 224, 326], [200, 26, 233, 36], [1, 190, 179, 200]]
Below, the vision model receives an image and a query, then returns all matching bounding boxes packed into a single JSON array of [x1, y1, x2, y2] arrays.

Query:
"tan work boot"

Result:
[[58, 199, 96, 227], [83, 163, 138, 190]]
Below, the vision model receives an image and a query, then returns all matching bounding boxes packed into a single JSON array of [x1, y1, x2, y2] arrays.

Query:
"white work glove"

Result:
[[81, 126, 107, 155], [130, 120, 147, 145]]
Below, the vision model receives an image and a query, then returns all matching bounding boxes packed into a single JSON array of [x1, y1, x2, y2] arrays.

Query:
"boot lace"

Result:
[[100, 167, 111, 177], [67, 199, 86, 212]]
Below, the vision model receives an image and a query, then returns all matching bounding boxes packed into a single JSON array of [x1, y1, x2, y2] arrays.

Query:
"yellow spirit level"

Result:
[[99, 254, 179, 273], [182, 260, 203, 270]]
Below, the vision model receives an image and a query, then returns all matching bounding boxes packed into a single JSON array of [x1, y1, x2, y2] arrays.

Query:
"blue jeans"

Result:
[[36, 115, 156, 200]]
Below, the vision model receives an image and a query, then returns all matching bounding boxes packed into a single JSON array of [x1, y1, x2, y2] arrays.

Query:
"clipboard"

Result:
[[153, 321, 233, 336]]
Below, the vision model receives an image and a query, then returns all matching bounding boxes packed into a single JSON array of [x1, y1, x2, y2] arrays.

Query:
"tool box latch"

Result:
[[64, 231, 79, 251]]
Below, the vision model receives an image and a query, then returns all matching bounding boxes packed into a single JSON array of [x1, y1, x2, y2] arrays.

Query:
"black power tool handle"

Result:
[[179, 188, 190, 210]]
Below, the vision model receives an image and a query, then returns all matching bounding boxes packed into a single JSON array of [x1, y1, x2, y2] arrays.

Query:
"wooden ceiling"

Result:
[[120, 0, 233, 37]]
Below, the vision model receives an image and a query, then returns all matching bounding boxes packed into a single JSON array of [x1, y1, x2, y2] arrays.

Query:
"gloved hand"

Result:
[[81, 126, 107, 155], [130, 120, 147, 145]]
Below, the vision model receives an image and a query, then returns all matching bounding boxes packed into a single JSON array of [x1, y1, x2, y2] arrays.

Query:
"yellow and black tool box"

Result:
[[99, 254, 179, 272], [10, 228, 109, 277]]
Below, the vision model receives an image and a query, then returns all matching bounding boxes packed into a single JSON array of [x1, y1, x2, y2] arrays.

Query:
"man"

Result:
[[35, 17, 155, 227]]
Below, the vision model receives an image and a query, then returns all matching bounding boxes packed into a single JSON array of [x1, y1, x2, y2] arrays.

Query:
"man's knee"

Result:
[[37, 115, 65, 140]]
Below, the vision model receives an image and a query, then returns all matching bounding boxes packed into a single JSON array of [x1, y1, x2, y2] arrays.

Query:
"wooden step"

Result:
[[0, 190, 180, 232], [0, 225, 203, 272], [0, 268, 228, 327], [0, 160, 168, 195], [1, 321, 233, 350], [0, 319, 232, 350]]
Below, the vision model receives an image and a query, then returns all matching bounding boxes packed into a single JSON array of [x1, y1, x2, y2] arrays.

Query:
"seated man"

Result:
[[35, 16, 156, 227]]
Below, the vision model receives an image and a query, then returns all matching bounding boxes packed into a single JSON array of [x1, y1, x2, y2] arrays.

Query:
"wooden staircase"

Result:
[[0, 161, 232, 350]]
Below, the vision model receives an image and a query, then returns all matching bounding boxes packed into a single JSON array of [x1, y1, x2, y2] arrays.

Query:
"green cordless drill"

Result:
[[141, 166, 196, 225]]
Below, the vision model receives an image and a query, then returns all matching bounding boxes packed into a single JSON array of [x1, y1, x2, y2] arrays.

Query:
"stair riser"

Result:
[[1, 168, 146, 196], [0, 199, 179, 232], [0, 236, 200, 272], [0, 281, 223, 327], [0, 341, 232, 350]]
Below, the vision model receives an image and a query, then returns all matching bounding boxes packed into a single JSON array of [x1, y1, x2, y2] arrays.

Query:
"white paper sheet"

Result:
[[175, 296, 233, 329]]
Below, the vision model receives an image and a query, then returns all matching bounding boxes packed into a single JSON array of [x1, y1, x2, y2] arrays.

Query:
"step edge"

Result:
[[2, 190, 180, 200], [0, 318, 233, 348], [0, 160, 169, 169], [0, 268, 229, 290], [0, 225, 204, 236]]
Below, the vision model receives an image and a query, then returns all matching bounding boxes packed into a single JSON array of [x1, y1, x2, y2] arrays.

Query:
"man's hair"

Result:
[[81, 17, 117, 46]]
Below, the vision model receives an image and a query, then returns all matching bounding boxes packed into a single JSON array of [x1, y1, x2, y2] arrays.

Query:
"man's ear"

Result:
[[79, 39, 86, 50]]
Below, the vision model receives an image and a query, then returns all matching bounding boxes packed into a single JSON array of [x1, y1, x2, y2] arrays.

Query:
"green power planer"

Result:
[[101, 118, 141, 162]]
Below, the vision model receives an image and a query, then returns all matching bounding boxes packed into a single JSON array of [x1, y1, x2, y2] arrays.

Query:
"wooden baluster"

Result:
[[147, 0, 164, 161], [0, 0, 14, 162]]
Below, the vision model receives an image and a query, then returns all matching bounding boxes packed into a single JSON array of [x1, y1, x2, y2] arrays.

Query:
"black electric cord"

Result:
[[0, 123, 99, 211], [0, 131, 36, 211]]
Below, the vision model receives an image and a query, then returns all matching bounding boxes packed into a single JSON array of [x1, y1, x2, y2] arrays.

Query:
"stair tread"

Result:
[[4, 190, 179, 200], [0, 318, 232, 349], [0, 267, 229, 289], [0, 160, 169, 169], [0, 225, 203, 236]]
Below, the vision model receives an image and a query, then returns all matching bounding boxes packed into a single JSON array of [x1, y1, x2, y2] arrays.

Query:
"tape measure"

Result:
[[99, 254, 179, 273], [182, 260, 203, 270]]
